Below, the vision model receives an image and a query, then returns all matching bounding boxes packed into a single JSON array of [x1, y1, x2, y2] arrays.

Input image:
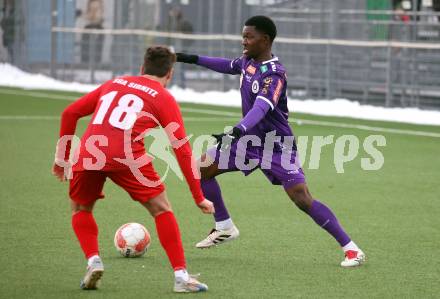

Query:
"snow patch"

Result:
[[1, 63, 439, 126]]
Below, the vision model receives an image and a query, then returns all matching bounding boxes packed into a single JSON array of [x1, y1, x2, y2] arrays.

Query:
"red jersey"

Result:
[[59, 75, 204, 203]]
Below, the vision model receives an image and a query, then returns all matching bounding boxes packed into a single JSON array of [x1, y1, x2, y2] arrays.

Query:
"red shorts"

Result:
[[69, 165, 165, 206]]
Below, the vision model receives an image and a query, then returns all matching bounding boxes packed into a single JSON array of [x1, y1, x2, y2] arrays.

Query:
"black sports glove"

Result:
[[176, 53, 199, 64], [212, 127, 243, 152]]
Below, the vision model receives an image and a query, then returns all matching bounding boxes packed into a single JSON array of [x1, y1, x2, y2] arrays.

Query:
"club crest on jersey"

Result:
[[264, 77, 273, 84], [251, 80, 259, 94], [246, 65, 256, 75], [260, 65, 268, 73]]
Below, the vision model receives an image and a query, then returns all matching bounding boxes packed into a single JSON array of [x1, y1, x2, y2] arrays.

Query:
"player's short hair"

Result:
[[244, 15, 277, 43], [142, 46, 176, 77]]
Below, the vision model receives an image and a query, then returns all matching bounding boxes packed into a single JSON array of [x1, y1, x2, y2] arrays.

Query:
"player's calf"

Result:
[[285, 184, 313, 212]]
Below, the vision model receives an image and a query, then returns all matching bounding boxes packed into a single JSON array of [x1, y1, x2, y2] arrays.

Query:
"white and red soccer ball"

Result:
[[114, 223, 151, 257]]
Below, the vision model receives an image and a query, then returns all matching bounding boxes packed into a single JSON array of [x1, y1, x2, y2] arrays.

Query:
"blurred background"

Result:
[[1, 0, 440, 109]]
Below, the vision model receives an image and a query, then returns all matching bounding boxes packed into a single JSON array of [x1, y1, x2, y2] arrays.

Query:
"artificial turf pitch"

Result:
[[0, 87, 439, 298]]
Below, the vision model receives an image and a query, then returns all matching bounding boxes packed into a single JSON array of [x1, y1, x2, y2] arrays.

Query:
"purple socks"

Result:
[[201, 178, 351, 247], [308, 200, 351, 247], [201, 178, 230, 222]]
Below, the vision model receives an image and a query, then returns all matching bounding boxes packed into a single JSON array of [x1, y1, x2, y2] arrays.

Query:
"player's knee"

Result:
[[199, 164, 218, 180], [152, 209, 173, 218], [70, 200, 94, 213], [199, 165, 209, 180], [141, 192, 172, 217], [293, 195, 311, 212], [198, 158, 210, 180], [144, 202, 172, 217], [287, 185, 313, 212]]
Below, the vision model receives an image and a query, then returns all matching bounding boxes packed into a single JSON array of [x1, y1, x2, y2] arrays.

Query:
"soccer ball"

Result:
[[114, 223, 151, 258]]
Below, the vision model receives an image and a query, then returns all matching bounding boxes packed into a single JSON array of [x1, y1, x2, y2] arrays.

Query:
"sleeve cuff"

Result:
[[256, 96, 275, 110]]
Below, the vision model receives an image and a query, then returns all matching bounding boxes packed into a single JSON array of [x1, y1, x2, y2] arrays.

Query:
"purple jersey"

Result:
[[233, 56, 292, 139], [197, 55, 293, 140], [197, 55, 304, 187]]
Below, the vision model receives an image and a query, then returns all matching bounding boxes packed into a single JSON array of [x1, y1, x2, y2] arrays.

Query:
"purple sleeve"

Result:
[[236, 98, 271, 133], [197, 56, 241, 75]]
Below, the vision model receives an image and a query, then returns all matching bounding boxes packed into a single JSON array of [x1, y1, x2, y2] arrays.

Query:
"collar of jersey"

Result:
[[139, 75, 162, 86], [261, 56, 279, 64]]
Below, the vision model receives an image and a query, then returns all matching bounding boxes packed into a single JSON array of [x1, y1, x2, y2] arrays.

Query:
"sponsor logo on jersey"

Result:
[[113, 78, 128, 86], [246, 65, 256, 75], [251, 80, 259, 94], [127, 82, 158, 97], [273, 79, 283, 103], [270, 62, 277, 72], [260, 65, 268, 73], [261, 76, 273, 95], [245, 74, 252, 82]]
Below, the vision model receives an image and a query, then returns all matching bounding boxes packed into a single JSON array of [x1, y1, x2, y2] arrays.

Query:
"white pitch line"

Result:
[[0, 115, 236, 122], [181, 107, 241, 117], [1, 88, 439, 138], [0, 115, 61, 120], [183, 117, 237, 122], [0, 88, 78, 100], [293, 118, 440, 138], [180, 107, 440, 138]]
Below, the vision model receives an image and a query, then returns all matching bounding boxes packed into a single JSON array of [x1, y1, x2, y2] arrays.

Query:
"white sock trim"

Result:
[[342, 241, 359, 252], [87, 255, 100, 266], [215, 218, 234, 230], [174, 269, 189, 281]]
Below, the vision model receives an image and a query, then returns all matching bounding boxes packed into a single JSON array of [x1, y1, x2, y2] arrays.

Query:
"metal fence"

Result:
[[3, 0, 440, 109]]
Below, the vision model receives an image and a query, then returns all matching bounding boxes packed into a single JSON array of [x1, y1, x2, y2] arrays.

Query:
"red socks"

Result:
[[71, 210, 185, 270], [72, 210, 99, 259], [155, 211, 186, 271]]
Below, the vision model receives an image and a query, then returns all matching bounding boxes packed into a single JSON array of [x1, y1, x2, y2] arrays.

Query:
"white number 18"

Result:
[[92, 91, 144, 130]]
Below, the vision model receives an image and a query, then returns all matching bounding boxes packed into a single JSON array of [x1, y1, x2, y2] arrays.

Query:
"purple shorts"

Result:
[[207, 141, 306, 189]]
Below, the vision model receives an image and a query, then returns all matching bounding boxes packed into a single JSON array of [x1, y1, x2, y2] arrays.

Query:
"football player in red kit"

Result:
[[52, 46, 214, 293]]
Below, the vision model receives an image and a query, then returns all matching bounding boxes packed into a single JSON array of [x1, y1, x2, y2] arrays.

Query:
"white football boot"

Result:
[[195, 226, 239, 248], [340, 249, 366, 267], [80, 256, 104, 290], [174, 274, 208, 293]]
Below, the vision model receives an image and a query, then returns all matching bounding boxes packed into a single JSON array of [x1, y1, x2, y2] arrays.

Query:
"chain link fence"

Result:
[[2, 0, 440, 109]]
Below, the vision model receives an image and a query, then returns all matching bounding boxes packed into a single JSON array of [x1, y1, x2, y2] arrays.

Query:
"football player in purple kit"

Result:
[[176, 15, 365, 267]]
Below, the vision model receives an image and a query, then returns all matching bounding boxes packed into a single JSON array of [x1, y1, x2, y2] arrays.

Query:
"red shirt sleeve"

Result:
[[58, 85, 103, 160], [156, 94, 204, 204]]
